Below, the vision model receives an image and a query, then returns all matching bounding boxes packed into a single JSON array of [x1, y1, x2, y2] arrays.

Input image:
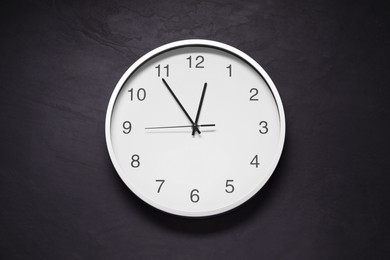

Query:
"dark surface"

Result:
[[1, 0, 389, 259]]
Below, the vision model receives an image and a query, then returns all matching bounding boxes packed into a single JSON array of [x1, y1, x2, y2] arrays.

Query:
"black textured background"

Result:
[[1, 0, 389, 259]]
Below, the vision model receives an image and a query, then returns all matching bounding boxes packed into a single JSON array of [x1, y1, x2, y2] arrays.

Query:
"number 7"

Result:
[[156, 180, 165, 193]]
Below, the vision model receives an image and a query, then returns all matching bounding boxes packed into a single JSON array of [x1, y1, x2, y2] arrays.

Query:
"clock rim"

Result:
[[105, 39, 286, 217]]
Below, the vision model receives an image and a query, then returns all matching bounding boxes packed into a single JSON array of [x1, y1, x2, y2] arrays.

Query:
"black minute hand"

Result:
[[162, 78, 201, 134], [192, 82, 207, 135]]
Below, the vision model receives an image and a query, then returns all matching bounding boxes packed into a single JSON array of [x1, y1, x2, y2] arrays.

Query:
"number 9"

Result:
[[123, 121, 132, 134]]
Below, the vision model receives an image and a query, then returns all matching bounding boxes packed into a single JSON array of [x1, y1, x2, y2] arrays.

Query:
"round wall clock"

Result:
[[105, 39, 285, 217]]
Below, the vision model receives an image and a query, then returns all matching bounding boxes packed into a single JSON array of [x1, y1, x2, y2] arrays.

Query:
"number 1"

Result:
[[227, 64, 232, 77]]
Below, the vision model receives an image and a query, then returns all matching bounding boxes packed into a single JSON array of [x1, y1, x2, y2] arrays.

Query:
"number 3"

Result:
[[259, 121, 268, 134]]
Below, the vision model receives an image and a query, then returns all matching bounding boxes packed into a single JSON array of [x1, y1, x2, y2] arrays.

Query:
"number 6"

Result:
[[190, 189, 200, 203]]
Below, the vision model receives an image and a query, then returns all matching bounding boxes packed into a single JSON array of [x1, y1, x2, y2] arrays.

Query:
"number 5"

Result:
[[225, 180, 234, 193]]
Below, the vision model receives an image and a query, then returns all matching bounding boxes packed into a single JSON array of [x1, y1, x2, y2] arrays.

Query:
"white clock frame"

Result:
[[105, 39, 286, 217]]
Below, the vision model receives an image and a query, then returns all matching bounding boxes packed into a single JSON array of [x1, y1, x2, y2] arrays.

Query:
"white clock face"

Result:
[[106, 40, 285, 217]]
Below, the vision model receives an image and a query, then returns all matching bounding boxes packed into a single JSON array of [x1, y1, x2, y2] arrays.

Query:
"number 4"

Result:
[[250, 155, 259, 168]]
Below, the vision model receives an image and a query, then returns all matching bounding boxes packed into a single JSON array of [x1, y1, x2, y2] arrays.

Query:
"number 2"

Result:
[[249, 88, 259, 101]]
